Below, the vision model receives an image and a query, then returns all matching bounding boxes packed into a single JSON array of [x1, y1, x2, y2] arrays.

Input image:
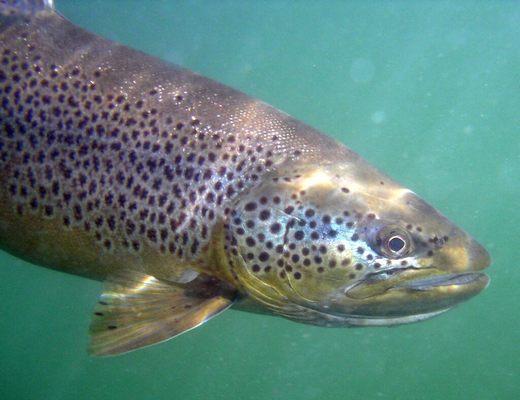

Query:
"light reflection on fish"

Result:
[[0, 0, 490, 356]]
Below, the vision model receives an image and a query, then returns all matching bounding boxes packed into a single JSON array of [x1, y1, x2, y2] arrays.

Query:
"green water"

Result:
[[1, 1, 518, 399]]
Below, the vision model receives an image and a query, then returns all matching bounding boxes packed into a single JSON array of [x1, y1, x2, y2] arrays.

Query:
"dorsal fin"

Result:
[[89, 270, 237, 356]]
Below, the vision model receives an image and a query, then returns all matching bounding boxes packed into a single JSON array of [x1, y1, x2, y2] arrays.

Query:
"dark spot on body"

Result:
[[259, 252, 270, 262], [259, 210, 270, 220], [244, 202, 257, 211]]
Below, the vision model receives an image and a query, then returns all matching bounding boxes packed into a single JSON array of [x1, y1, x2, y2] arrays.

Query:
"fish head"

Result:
[[224, 158, 490, 326]]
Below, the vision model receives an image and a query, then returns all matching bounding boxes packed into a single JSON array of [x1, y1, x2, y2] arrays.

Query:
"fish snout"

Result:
[[428, 231, 491, 274], [467, 238, 491, 271]]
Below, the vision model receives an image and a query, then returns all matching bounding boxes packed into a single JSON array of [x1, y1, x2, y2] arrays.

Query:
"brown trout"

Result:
[[0, 1, 490, 355]]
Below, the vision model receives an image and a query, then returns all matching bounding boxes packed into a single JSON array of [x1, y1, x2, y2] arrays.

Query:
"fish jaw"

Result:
[[321, 233, 491, 321], [335, 269, 489, 319], [272, 268, 491, 327]]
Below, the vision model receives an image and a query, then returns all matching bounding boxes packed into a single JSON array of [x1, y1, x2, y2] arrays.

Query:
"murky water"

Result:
[[1, 1, 518, 399]]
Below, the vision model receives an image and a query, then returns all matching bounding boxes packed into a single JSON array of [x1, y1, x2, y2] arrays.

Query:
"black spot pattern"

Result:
[[225, 171, 452, 286], [0, 34, 300, 262], [225, 174, 368, 282], [0, 14, 455, 301]]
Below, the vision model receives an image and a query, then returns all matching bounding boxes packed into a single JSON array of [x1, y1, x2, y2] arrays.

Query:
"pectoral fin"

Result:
[[89, 270, 237, 356]]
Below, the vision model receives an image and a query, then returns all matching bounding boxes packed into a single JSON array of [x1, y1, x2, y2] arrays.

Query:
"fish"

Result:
[[0, 0, 491, 356]]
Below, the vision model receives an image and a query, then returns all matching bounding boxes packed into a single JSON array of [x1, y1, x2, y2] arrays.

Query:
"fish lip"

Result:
[[342, 266, 423, 292], [305, 269, 490, 325], [394, 272, 490, 291], [361, 266, 422, 283], [343, 267, 490, 300], [336, 308, 453, 326]]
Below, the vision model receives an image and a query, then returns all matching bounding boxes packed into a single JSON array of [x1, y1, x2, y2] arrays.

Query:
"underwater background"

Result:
[[1, 1, 518, 399]]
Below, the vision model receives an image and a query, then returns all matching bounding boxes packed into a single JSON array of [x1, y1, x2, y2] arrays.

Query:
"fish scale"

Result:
[[0, 7, 337, 281], [0, 1, 490, 356]]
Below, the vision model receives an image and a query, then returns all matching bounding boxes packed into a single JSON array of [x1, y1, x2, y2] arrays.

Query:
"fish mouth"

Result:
[[340, 268, 490, 320], [394, 271, 488, 291]]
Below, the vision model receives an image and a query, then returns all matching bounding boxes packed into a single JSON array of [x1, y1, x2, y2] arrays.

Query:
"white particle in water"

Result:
[[371, 110, 386, 124]]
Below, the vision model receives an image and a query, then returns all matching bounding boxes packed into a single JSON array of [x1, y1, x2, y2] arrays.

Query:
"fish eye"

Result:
[[371, 225, 413, 258], [388, 235, 407, 254]]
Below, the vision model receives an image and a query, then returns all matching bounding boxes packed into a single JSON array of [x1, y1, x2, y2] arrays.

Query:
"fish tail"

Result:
[[0, 0, 54, 15]]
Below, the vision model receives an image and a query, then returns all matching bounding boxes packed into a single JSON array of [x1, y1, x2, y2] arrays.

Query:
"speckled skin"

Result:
[[0, 9, 345, 279], [0, 5, 490, 326]]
